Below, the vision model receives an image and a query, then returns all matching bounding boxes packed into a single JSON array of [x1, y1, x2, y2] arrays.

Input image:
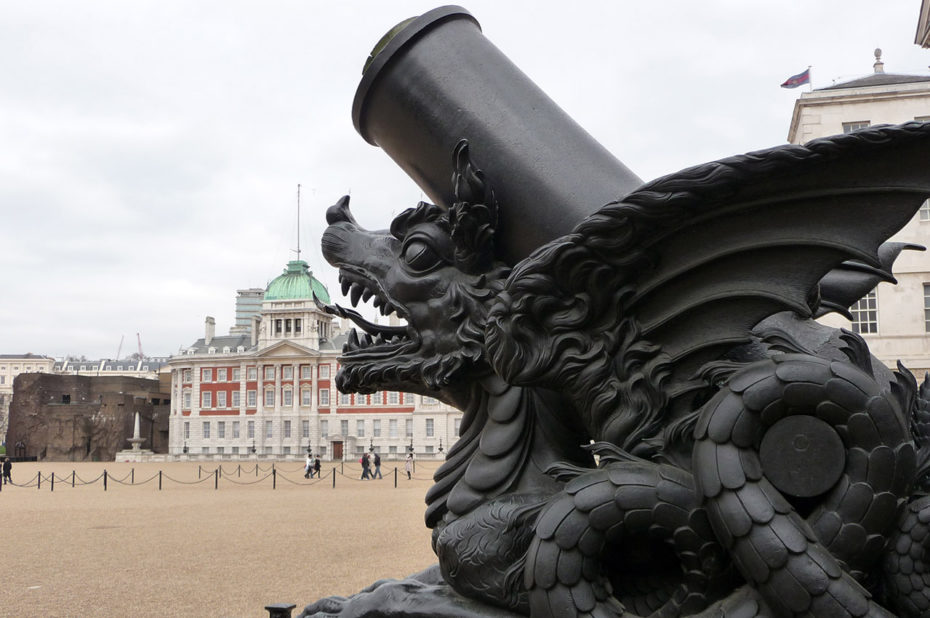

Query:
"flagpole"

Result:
[[807, 65, 813, 92]]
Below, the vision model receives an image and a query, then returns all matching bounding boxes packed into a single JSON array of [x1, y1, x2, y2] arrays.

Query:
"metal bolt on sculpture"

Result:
[[301, 6, 930, 617]]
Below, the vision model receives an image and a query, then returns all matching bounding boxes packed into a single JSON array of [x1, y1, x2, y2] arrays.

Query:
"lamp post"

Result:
[[182, 440, 188, 455], [369, 438, 374, 453], [438, 438, 443, 454], [251, 439, 256, 454]]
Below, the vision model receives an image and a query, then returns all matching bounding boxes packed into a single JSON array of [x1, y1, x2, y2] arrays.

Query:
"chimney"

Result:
[[205, 316, 215, 346], [874, 48, 884, 74]]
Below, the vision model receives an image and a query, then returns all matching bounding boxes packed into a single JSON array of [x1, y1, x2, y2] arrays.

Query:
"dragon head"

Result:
[[318, 142, 510, 404]]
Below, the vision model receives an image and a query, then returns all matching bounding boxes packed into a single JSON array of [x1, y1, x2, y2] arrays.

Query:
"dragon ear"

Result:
[[449, 140, 499, 274]]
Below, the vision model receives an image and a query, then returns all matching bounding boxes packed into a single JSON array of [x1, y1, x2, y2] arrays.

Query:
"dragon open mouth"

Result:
[[314, 271, 415, 357]]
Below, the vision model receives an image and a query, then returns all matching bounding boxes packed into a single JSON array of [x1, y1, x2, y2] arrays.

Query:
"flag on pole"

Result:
[[780, 68, 811, 89]]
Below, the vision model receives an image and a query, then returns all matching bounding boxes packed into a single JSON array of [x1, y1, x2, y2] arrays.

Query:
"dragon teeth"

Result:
[[362, 289, 373, 302], [349, 283, 363, 307], [348, 329, 360, 349], [341, 279, 351, 295]]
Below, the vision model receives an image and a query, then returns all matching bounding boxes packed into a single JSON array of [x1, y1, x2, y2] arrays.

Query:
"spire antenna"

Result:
[[294, 184, 302, 260]]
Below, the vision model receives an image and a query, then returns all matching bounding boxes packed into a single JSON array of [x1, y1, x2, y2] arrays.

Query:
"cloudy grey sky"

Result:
[[2, 1, 928, 360]]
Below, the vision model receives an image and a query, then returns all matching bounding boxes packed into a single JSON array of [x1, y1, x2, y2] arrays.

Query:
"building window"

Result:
[[275, 319, 283, 335], [182, 369, 192, 382], [232, 390, 240, 408], [202, 391, 212, 408], [405, 419, 413, 438], [247, 367, 257, 380], [265, 420, 273, 438], [232, 446, 239, 454], [340, 392, 351, 405], [389, 445, 397, 454], [203, 421, 211, 439], [357, 420, 365, 437], [319, 365, 330, 378], [218, 421, 226, 439], [842, 121, 870, 133], [183, 390, 192, 409], [426, 446, 434, 454], [340, 419, 349, 436], [388, 391, 399, 405], [283, 389, 293, 406], [264, 366, 275, 380], [426, 418, 435, 437], [233, 421, 240, 439], [217, 391, 227, 408], [921, 199, 930, 222], [232, 368, 241, 381], [217, 446, 225, 454], [373, 419, 381, 437], [302, 420, 310, 438], [454, 417, 461, 435], [295, 318, 302, 334], [321, 420, 328, 438], [202, 368, 212, 382], [247, 390, 257, 407], [283, 366, 293, 379], [319, 389, 330, 406], [247, 420, 255, 439], [283, 446, 291, 455], [202, 447, 210, 455], [301, 365, 311, 379], [423, 396, 438, 405], [184, 421, 190, 439], [264, 389, 275, 407], [284, 420, 292, 438], [218, 368, 227, 382], [924, 284, 930, 332], [389, 419, 398, 438], [302, 389, 312, 406], [851, 289, 878, 334]]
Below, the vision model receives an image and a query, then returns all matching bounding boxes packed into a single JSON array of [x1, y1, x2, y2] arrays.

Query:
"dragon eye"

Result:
[[403, 240, 443, 272]]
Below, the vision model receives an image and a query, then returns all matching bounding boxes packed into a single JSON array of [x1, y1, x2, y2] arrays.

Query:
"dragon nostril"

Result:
[[326, 195, 358, 226]]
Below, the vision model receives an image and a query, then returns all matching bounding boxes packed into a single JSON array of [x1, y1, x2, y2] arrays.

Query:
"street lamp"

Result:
[[182, 440, 188, 454], [438, 438, 443, 454], [369, 438, 374, 453], [251, 439, 256, 454], [408, 439, 414, 454]]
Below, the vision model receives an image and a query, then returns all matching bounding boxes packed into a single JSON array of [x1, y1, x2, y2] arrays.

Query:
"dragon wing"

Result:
[[487, 122, 930, 440]]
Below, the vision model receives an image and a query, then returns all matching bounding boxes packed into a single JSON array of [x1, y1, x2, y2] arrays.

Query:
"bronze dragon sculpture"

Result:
[[304, 123, 930, 617]]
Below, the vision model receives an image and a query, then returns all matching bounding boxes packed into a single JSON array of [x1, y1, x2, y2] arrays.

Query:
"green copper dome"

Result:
[[265, 260, 331, 303]]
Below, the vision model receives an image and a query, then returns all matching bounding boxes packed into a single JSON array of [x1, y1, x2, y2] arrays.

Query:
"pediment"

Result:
[[255, 341, 320, 358]]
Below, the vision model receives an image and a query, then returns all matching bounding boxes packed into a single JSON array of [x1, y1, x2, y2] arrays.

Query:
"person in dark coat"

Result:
[[372, 452, 383, 479], [2, 457, 11, 485]]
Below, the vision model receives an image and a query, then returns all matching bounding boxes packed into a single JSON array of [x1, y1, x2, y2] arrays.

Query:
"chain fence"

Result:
[[0, 461, 439, 492]]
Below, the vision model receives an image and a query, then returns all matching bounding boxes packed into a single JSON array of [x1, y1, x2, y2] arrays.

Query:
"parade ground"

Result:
[[0, 460, 439, 617]]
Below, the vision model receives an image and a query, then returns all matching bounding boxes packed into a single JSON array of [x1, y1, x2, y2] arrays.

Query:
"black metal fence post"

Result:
[[394, 467, 397, 488], [72, 470, 75, 488], [159, 470, 162, 490], [131, 468, 135, 484], [50, 473, 54, 492], [37, 472, 41, 490], [332, 468, 336, 488], [198, 465, 202, 479], [215, 469, 219, 490], [103, 470, 108, 491], [272, 468, 276, 489]]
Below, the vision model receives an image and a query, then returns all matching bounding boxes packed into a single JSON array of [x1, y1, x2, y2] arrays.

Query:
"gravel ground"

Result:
[[0, 461, 439, 617]]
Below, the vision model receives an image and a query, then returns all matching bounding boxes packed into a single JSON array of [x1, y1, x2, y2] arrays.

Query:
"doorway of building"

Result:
[[332, 441, 343, 460]]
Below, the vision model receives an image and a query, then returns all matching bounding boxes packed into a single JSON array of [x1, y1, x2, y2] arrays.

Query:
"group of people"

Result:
[[302, 452, 415, 481], [360, 452, 383, 479], [303, 454, 322, 479]]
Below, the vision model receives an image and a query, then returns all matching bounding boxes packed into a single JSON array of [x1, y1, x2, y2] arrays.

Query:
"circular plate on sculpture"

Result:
[[759, 415, 845, 498]]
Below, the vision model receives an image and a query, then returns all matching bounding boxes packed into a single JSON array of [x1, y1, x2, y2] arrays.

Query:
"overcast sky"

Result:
[[2, 1, 929, 360]]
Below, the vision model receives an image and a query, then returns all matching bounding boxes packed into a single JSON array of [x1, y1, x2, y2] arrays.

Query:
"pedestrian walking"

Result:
[[2, 457, 11, 485], [372, 452, 383, 479], [313, 457, 321, 478], [360, 452, 371, 480], [404, 453, 412, 480], [304, 453, 313, 479]]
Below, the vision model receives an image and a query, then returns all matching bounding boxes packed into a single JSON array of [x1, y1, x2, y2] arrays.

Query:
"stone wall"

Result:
[[7, 374, 170, 461]]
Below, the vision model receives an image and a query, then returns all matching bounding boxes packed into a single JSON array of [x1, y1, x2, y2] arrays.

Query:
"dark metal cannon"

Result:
[[353, 5, 641, 265]]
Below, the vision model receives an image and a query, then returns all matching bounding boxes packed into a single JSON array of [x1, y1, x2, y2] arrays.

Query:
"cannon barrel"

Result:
[[353, 5, 642, 265]]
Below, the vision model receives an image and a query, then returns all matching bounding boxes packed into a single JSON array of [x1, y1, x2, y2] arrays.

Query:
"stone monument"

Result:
[[302, 6, 930, 617]]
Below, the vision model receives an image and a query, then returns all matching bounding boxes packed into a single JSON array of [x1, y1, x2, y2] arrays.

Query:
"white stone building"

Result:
[[0, 353, 55, 438], [166, 259, 462, 461], [788, 50, 930, 376]]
